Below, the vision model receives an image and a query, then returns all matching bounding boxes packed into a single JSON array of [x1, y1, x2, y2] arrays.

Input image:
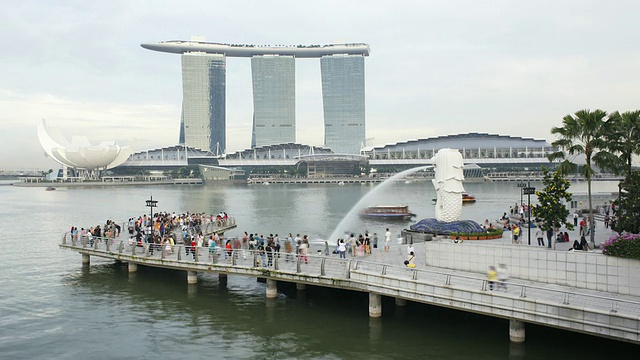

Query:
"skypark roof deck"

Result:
[[141, 40, 370, 58]]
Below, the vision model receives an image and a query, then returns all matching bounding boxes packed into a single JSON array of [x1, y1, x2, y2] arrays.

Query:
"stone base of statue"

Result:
[[408, 218, 484, 235]]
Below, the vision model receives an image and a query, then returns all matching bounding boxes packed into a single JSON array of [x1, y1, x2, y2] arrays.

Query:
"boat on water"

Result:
[[462, 193, 476, 203], [45, 187, 56, 191], [360, 205, 416, 220], [431, 193, 477, 203]]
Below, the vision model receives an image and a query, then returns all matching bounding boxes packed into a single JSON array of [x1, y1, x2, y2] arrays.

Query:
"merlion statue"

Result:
[[431, 148, 465, 222]]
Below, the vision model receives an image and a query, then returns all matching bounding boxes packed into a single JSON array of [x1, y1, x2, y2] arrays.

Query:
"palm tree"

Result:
[[605, 110, 640, 176], [603, 110, 640, 233], [548, 109, 610, 246]]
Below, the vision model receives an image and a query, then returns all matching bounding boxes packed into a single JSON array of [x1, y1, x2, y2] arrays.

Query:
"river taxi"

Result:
[[360, 205, 416, 220], [462, 193, 476, 203]]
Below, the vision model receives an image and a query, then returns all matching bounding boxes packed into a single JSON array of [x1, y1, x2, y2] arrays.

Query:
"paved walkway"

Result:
[[357, 216, 639, 306]]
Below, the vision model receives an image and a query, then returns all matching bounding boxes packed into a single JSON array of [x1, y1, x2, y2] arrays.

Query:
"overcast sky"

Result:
[[1, 0, 639, 169]]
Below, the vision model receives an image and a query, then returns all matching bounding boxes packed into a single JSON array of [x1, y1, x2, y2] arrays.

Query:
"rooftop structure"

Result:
[[362, 133, 555, 166], [141, 40, 370, 58]]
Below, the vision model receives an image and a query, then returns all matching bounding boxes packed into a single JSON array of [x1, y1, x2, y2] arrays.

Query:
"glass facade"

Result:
[[251, 55, 295, 147], [321, 55, 366, 154], [181, 52, 226, 154]]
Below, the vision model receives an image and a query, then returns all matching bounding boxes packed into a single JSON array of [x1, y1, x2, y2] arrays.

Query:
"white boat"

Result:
[[360, 205, 416, 220]]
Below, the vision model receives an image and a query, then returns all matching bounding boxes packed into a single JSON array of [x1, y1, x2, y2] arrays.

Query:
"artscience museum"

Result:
[[37, 119, 132, 178]]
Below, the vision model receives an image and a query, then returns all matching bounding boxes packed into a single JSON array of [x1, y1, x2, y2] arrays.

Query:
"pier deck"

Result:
[[60, 231, 640, 345]]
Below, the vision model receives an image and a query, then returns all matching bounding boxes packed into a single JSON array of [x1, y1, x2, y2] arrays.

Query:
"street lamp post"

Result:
[[145, 196, 158, 240], [517, 181, 527, 209], [523, 182, 536, 245]]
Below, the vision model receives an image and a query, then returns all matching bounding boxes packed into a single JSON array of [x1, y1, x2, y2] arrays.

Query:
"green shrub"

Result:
[[602, 233, 640, 260], [486, 228, 504, 236]]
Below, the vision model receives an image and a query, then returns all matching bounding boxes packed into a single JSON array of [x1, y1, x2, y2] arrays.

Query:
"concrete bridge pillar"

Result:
[[81, 254, 90, 265], [395, 298, 407, 307], [187, 271, 198, 284], [128, 262, 137, 273], [369, 293, 382, 318], [296, 283, 306, 291], [266, 279, 278, 298], [509, 319, 525, 343]]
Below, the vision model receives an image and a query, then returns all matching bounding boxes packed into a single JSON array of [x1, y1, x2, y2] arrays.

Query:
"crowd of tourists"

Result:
[[70, 214, 405, 268]]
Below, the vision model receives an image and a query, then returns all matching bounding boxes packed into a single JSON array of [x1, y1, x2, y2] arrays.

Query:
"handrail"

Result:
[[349, 258, 640, 308], [61, 236, 640, 315]]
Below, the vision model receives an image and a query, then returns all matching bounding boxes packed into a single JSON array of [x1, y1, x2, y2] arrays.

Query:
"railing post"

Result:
[[232, 250, 237, 266], [482, 280, 488, 291], [132, 243, 136, 255], [145, 244, 150, 257], [177, 245, 182, 260], [381, 265, 387, 275], [273, 252, 278, 270], [520, 286, 527, 298], [412, 270, 418, 280], [93, 238, 99, 250], [296, 256, 302, 273], [321, 258, 326, 276], [106, 238, 111, 252], [118, 241, 124, 254], [563, 293, 570, 305], [194, 247, 199, 262], [253, 251, 258, 267], [346, 260, 352, 279], [161, 247, 166, 260], [445, 274, 451, 286], [611, 301, 618, 313], [62, 233, 67, 245]]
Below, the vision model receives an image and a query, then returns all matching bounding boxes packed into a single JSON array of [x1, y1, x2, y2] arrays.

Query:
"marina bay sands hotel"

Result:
[[141, 39, 370, 155]]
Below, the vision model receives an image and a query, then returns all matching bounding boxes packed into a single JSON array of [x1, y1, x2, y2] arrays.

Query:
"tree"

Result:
[[548, 109, 610, 246], [532, 168, 574, 249], [177, 167, 191, 178], [605, 110, 640, 176], [615, 171, 640, 234], [600, 110, 640, 233], [191, 166, 201, 178]]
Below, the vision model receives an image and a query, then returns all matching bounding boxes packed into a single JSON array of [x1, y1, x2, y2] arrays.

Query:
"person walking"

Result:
[[404, 251, 416, 268], [300, 235, 309, 264], [407, 241, 415, 257], [573, 211, 578, 227], [512, 225, 520, 244], [497, 264, 508, 291], [535, 227, 544, 246], [384, 228, 391, 251], [337, 239, 346, 259], [487, 265, 497, 291]]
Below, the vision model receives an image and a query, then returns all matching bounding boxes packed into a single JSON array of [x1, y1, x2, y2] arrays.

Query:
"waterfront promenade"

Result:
[[60, 216, 640, 345]]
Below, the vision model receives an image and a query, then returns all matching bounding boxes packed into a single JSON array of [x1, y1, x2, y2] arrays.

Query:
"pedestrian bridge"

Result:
[[59, 235, 640, 345]]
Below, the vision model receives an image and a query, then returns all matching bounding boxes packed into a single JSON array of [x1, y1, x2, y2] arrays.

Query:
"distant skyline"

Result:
[[2, 1, 640, 168]]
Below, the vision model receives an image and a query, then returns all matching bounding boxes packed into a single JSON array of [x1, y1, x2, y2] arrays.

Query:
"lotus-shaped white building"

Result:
[[37, 119, 132, 175]]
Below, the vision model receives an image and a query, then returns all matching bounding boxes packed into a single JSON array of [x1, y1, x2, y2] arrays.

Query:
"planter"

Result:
[[478, 236, 487, 240]]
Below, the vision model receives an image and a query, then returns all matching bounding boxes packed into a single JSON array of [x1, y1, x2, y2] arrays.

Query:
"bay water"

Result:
[[0, 180, 636, 359]]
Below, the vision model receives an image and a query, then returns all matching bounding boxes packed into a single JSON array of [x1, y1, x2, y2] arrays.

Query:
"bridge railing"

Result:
[[350, 258, 640, 317], [61, 235, 640, 318]]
